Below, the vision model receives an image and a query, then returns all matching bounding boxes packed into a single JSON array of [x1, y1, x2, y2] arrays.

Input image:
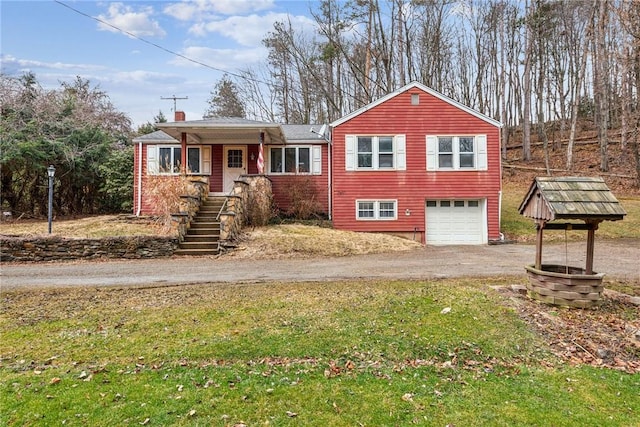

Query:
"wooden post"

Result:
[[535, 221, 545, 270], [585, 221, 600, 274]]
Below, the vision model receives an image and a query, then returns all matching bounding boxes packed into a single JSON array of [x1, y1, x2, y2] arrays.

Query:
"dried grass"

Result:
[[0, 215, 169, 238], [226, 224, 422, 259]]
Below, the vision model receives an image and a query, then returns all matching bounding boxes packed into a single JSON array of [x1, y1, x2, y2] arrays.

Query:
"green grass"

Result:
[[2, 279, 639, 426], [501, 182, 640, 242]]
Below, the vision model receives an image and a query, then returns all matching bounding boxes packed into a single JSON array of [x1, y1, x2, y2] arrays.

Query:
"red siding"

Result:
[[331, 88, 502, 243], [133, 144, 185, 215], [269, 144, 330, 214]]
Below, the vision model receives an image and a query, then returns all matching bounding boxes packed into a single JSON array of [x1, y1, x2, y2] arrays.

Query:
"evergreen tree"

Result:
[[205, 74, 246, 118]]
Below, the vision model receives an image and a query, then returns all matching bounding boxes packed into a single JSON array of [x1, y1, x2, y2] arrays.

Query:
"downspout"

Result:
[[327, 129, 332, 220], [136, 141, 143, 216], [498, 190, 504, 241]]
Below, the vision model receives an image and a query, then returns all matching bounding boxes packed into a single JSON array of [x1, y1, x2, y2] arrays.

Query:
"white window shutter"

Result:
[[345, 135, 356, 171], [395, 135, 406, 170], [477, 135, 487, 170], [147, 145, 158, 175], [426, 136, 437, 171], [312, 146, 322, 175], [202, 146, 211, 175]]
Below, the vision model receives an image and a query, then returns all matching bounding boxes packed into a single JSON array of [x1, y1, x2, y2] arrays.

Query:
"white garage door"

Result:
[[426, 200, 485, 245]]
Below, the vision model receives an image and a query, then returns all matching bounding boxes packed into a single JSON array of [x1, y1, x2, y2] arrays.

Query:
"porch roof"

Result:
[[157, 117, 286, 144]]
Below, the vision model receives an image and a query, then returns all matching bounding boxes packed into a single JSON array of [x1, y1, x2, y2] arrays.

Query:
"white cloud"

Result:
[[97, 3, 166, 38], [169, 46, 268, 70], [164, 0, 275, 21], [0, 54, 107, 74], [189, 12, 316, 46]]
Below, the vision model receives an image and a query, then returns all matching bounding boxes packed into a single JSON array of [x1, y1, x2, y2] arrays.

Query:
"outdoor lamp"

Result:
[[47, 165, 55, 234]]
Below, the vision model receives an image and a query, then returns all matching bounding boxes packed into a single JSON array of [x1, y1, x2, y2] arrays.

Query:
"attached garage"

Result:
[[425, 199, 486, 245]]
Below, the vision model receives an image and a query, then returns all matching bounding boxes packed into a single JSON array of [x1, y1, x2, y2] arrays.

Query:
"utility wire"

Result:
[[53, 0, 266, 85]]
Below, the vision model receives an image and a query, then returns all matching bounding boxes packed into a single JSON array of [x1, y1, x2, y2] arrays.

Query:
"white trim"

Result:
[[268, 145, 317, 175], [356, 199, 398, 221], [331, 81, 503, 128], [347, 135, 405, 171], [312, 145, 322, 175], [427, 135, 486, 171]]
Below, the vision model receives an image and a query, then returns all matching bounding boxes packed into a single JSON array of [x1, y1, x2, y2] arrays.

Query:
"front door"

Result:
[[223, 146, 246, 193]]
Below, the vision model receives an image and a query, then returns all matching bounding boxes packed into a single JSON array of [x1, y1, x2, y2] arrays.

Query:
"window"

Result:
[[227, 149, 243, 168], [270, 146, 316, 174], [187, 147, 200, 173], [158, 146, 181, 173], [346, 135, 405, 171], [356, 200, 397, 220], [356, 136, 395, 169], [148, 145, 210, 176], [426, 135, 487, 171]]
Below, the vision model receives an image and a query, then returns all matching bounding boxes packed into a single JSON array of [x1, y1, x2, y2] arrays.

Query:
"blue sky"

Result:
[[1, 0, 318, 127]]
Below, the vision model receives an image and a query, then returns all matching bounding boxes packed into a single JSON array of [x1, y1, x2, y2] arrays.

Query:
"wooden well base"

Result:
[[524, 264, 605, 308]]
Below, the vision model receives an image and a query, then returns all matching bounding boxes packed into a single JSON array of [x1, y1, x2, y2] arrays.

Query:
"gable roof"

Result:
[[518, 176, 626, 222], [330, 81, 503, 128]]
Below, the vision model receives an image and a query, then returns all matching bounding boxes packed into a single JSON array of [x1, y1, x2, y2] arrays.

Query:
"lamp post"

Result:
[[47, 165, 55, 234]]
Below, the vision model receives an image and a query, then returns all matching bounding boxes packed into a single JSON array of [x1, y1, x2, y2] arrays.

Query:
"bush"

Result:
[[145, 175, 197, 231], [284, 175, 323, 220]]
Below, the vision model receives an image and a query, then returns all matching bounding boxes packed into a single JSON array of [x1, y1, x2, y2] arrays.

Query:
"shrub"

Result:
[[284, 175, 323, 220], [145, 175, 197, 231]]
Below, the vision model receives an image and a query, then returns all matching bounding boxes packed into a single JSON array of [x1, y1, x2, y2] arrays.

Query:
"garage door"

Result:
[[426, 200, 485, 245]]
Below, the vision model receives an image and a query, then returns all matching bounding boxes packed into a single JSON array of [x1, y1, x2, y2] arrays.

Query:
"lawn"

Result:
[[2, 279, 638, 426], [500, 181, 640, 242]]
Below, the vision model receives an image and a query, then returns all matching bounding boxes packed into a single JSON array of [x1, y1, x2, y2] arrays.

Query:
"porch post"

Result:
[[181, 132, 187, 174]]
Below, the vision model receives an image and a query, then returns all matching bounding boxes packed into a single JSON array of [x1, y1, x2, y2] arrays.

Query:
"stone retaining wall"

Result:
[[0, 235, 178, 263]]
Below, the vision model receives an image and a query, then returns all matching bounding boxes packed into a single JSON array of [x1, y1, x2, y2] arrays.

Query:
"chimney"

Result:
[[175, 111, 186, 121]]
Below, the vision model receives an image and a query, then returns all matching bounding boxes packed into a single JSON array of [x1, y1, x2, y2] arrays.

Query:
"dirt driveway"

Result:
[[2, 239, 639, 290]]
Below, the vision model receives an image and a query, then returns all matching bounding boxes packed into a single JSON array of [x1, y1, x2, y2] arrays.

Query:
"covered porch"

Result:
[[156, 116, 285, 194]]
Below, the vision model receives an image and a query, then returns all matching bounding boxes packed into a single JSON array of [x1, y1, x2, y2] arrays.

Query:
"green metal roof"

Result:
[[518, 176, 627, 222]]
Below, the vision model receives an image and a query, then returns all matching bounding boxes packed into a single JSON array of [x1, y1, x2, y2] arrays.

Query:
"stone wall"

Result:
[[219, 175, 273, 244], [0, 235, 178, 263]]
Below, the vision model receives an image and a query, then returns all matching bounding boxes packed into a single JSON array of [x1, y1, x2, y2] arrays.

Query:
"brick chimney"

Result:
[[175, 111, 185, 121]]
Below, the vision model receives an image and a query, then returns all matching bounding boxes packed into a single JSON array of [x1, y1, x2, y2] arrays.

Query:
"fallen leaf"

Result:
[[441, 307, 451, 314], [401, 393, 414, 402], [286, 411, 298, 418], [50, 377, 61, 385]]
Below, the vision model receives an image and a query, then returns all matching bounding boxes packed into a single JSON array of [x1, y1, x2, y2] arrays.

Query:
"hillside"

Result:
[[502, 126, 639, 196]]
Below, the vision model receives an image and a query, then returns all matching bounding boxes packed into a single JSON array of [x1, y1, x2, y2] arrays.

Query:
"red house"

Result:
[[133, 82, 502, 245], [133, 116, 329, 216], [330, 81, 502, 244]]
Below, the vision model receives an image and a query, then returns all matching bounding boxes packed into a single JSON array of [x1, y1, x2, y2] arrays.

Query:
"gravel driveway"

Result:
[[2, 240, 639, 290]]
